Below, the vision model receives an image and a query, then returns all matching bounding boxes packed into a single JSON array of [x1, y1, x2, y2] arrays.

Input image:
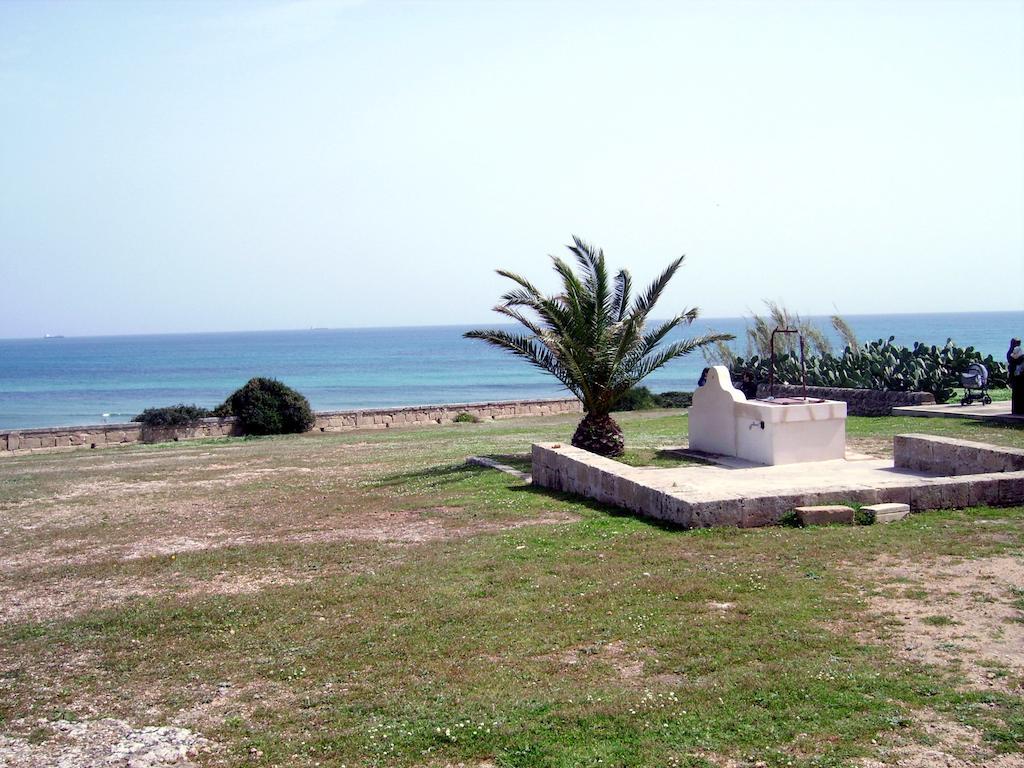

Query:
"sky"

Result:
[[1, 0, 1022, 339]]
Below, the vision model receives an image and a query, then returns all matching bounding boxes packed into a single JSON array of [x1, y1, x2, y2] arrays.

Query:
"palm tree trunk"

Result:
[[571, 412, 625, 457]]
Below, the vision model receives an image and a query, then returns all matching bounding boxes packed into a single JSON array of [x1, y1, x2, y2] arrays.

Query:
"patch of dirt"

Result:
[[173, 679, 297, 733], [0, 717, 210, 767], [859, 554, 1024, 693], [0, 510, 579, 624], [0, 567, 322, 625], [540, 640, 657, 684], [859, 708, 1024, 767], [848, 435, 893, 459]]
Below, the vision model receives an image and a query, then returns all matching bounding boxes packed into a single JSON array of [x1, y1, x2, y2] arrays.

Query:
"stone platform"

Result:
[[892, 401, 1024, 424], [532, 435, 1024, 529]]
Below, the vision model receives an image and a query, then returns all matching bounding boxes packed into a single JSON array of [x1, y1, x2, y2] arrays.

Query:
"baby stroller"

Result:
[[959, 362, 992, 406]]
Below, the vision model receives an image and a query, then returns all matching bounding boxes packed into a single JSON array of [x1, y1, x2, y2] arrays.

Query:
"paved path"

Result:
[[892, 401, 1024, 424]]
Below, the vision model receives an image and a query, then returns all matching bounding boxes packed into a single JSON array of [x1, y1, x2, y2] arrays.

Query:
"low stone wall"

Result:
[[311, 398, 580, 431], [531, 436, 1024, 529], [0, 419, 243, 453], [0, 398, 582, 456], [532, 443, 875, 528], [755, 384, 935, 416], [895, 434, 1024, 476]]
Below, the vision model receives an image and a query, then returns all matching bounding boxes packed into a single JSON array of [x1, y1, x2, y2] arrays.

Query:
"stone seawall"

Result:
[[0, 398, 582, 456], [756, 384, 935, 416]]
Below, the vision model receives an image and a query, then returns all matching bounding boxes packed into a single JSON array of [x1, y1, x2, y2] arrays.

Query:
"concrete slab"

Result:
[[612, 457, 933, 501], [795, 505, 855, 526], [864, 502, 911, 523], [892, 401, 1024, 424]]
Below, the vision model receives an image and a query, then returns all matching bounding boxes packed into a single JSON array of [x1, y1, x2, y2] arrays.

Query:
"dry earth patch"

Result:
[[849, 552, 1024, 767], [861, 554, 1024, 693]]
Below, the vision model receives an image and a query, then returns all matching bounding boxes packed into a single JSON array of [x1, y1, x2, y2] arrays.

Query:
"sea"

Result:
[[1, 311, 1021, 431]]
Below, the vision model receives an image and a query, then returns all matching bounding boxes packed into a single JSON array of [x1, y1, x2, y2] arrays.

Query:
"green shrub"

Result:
[[132, 404, 212, 427], [453, 412, 480, 423], [614, 386, 657, 411], [211, 402, 233, 418], [218, 377, 315, 435], [614, 388, 692, 411], [854, 507, 876, 526], [728, 338, 1007, 405], [653, 390, 693, 408], [779, 510, 801, 527]]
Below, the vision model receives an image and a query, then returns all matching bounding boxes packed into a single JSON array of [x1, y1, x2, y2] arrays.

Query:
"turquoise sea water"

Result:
[[1, 311, 1021, 430]]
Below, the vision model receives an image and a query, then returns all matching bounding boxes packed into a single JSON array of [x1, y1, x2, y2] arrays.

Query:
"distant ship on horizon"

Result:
[[43, 334, 65, 339]]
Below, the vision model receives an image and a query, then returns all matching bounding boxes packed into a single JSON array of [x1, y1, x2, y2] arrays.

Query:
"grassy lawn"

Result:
[[1, 410, 1022, 767]]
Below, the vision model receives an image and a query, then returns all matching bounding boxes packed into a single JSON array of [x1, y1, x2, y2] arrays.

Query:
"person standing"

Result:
[[1008, 338, 1024, 416]]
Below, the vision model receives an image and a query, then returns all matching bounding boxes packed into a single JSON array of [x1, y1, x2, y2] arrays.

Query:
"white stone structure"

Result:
[[689, 366, 846, 465]]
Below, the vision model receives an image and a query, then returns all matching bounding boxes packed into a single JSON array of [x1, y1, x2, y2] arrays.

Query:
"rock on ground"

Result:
[[0, 717, 209, 768]]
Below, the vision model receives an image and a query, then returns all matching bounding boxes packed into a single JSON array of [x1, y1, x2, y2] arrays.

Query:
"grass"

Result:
[[0, 409, 1022, 766], [987, 388, 1012, 402]]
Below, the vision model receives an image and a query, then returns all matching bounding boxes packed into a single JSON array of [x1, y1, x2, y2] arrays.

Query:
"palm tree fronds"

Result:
[[466, 240, 732, 433], [630, 255, 684, 321], [495, 269, 543, 299], [626, 333, 734, 387], [463, 329, 581, 398], [612, 269, 632, 321]]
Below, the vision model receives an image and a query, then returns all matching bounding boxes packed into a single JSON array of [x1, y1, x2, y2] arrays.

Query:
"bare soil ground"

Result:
[[863, 554, 1024, 694], [0, 437, 576, 624], [850, 553, 1024, 767], [858, 708, 1024, 768]]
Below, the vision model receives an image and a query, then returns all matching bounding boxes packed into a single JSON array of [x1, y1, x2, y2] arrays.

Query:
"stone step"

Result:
[[466, 455, 531, 482], [794, 505, 855, 526], [862, 502, 911, 523]]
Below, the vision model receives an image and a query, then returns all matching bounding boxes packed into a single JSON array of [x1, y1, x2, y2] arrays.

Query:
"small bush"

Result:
[[779, 510, 801, 527], [854, 507, 876, 526], [453, 412, 480, 423], [218, 377, 314, 436], [211, 402, 233, 418], [614, 386, 657, 411], [653, 390, 693, 409], [132, 404, 212, 427]]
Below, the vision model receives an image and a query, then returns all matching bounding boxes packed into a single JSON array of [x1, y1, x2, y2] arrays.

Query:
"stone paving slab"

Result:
[[613, 458, 934, 499], [864, 502, 911, 523], [795, 505, 855, 526], [892, 401, 1024, 424]]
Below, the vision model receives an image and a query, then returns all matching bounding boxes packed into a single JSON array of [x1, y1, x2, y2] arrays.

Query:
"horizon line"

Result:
[[2, 308, 1023, 343]]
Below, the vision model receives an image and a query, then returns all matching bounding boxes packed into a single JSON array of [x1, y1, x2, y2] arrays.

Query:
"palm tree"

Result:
[[465, 237, 732, 457]]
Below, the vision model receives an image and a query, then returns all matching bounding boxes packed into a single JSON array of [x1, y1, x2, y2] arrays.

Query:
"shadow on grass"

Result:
[[506, 482, 690, 533], [373, 462, 489, 488], [373, 455, 689, 533], [654, 448, 716, 465], [480, 453, 533, 472]]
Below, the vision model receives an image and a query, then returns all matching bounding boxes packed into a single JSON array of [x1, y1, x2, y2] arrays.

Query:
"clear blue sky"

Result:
[[1, 0, 1021, 338]]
